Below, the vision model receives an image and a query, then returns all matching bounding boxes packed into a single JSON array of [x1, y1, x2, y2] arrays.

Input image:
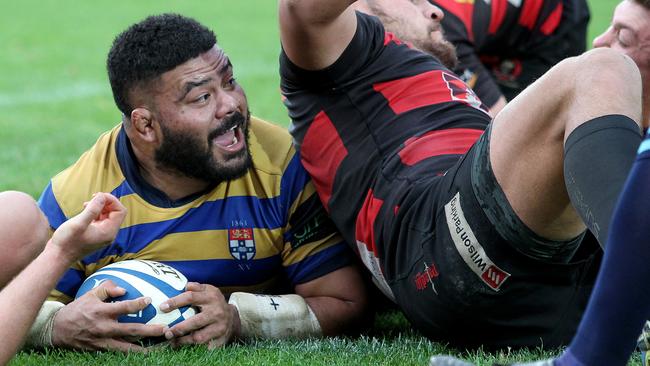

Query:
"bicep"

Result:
[[279, 0, 358, 70]]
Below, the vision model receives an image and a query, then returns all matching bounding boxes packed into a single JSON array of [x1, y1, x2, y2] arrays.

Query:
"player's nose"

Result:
[[422, 2, 445, 22], [592, 26, 614, 48]]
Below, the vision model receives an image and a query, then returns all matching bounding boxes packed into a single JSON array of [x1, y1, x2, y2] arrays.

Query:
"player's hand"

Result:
[[160, 282, 237, 349], [49, 192, 127, 263], [51, 280, 166, 352]]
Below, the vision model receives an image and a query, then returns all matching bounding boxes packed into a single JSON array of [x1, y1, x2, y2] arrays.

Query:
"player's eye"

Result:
[[616, 28, 636, 48], [194, 94, 210, 103]]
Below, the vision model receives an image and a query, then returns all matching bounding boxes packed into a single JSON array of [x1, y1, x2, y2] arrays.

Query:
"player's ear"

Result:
[[130, 107, 157, 143]]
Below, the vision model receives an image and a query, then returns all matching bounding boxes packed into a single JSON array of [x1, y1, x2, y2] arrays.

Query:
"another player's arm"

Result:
[[279, 0, 358, 70], [27, 194, 165, 352], [0, 193, 127, 363]]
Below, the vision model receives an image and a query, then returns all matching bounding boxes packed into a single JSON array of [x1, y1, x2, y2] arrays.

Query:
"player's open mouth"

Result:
[[212, 123, 245, 152]]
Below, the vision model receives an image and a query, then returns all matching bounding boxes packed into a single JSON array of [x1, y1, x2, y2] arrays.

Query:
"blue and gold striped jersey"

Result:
[[39, 117, 352, 303]]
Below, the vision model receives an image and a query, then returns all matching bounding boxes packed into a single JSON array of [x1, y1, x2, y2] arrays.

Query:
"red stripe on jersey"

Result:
[[540, 2, 563, 35], [519, 0, 544, 30], [489, 0, 507, 35], [434, 0, 475, 41], [384, 31, 403, 46], [300, 111, 348, 212], [399, 128, 483, 166], [373, 70, 485, 114], [355, 189, 384, 255]]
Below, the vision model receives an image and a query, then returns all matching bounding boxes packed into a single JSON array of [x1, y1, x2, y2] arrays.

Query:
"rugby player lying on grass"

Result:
[[27, 14, 367, 352], [279, 0, 644, 359]]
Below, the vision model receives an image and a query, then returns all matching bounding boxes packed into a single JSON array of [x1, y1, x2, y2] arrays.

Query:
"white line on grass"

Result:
[[0, 81, 108, 107]]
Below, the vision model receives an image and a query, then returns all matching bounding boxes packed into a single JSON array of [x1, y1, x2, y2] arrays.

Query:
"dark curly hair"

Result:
[[635, 0, 650, 9], [107, 13, 217, 116]]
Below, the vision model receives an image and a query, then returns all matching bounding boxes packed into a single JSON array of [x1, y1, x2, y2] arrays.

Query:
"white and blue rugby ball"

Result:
[[76, 260, 196, 327]]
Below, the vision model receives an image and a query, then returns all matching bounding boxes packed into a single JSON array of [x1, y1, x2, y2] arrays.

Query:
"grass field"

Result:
[[1, 0, 639, 365]]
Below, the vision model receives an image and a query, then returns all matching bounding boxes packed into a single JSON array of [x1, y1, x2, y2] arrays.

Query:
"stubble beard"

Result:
[[371, 8, 458, 69]]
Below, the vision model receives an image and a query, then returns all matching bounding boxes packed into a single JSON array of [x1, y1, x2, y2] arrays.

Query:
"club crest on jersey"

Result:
[[229, 228, 256, 261]]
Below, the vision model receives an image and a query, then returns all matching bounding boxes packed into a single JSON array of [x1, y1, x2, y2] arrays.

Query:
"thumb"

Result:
[[76, 193, 106, 226]]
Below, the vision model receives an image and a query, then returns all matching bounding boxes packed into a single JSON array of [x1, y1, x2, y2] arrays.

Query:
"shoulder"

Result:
[[248, 116, 296, 176], [49, 125, 125, 217]]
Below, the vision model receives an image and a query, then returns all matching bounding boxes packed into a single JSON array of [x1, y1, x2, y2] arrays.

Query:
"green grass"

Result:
[[9, 311, 610, 366], [8, 311, 644, 365], [1, 0, 639, 364]]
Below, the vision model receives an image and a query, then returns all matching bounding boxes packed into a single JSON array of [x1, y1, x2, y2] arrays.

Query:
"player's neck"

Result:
[[131, 147, 211, 202], [139, 165, 210, 201]]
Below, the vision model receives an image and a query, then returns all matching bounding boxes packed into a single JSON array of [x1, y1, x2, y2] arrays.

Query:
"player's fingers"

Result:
[[164, 314, 209, 339], [76, 193, 107, 225], [169, 333, 196, 347], [102, 193, 127, 217], [185, 282, 207, 292], [100, 338, 148, 353], [160, 291, 196, 312], [113, 322, 167, 339], [207, 336, 227, 350], [106, 296, 152, 316], [168, 325, 227, 348], [92, 280, 125, 301], [164, 283, 220, 310]]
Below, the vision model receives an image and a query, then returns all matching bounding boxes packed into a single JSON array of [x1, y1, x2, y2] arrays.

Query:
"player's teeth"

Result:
[[227, 135, 238, 148], [229, 125, 237, 131]]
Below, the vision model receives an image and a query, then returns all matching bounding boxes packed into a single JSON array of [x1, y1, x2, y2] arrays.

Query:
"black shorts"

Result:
[[387, 124, 601, 349]]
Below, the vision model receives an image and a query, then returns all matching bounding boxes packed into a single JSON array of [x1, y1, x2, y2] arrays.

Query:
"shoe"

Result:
[[637, 320, 650, 366], [429, 356, 554, 366]]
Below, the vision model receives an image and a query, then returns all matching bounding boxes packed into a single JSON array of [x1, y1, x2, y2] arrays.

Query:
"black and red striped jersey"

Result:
[[280, 12, 490, 292], [432, 0, 590, 106]]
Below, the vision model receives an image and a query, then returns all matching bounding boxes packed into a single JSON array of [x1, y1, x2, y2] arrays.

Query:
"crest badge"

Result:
[[229, 228, 256, 260]]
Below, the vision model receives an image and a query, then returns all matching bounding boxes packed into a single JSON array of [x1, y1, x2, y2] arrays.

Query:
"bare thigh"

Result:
[[489, 48, 642, 240]]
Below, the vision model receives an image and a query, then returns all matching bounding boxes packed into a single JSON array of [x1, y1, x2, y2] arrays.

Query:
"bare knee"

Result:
[[553, 48, 644, 137], [0, 191, 50, 287]]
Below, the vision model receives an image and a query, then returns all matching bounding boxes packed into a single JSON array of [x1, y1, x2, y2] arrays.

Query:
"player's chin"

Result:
[[214, 149, 253, 180]]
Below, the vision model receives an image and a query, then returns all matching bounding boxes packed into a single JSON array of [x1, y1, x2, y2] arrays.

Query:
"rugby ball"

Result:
[[75, 260, 196, 327]]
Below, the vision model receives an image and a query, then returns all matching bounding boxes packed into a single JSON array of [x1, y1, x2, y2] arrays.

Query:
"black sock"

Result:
[[564, 114, 641, 247]]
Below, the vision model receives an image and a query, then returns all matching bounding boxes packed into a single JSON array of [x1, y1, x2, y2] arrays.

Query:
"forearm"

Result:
[[228, 293, 322, 339], [229, 266, 367, 339], [229, 292, 364, 339], [0, 244, 72, 364], [304, 295, 365, 336]]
